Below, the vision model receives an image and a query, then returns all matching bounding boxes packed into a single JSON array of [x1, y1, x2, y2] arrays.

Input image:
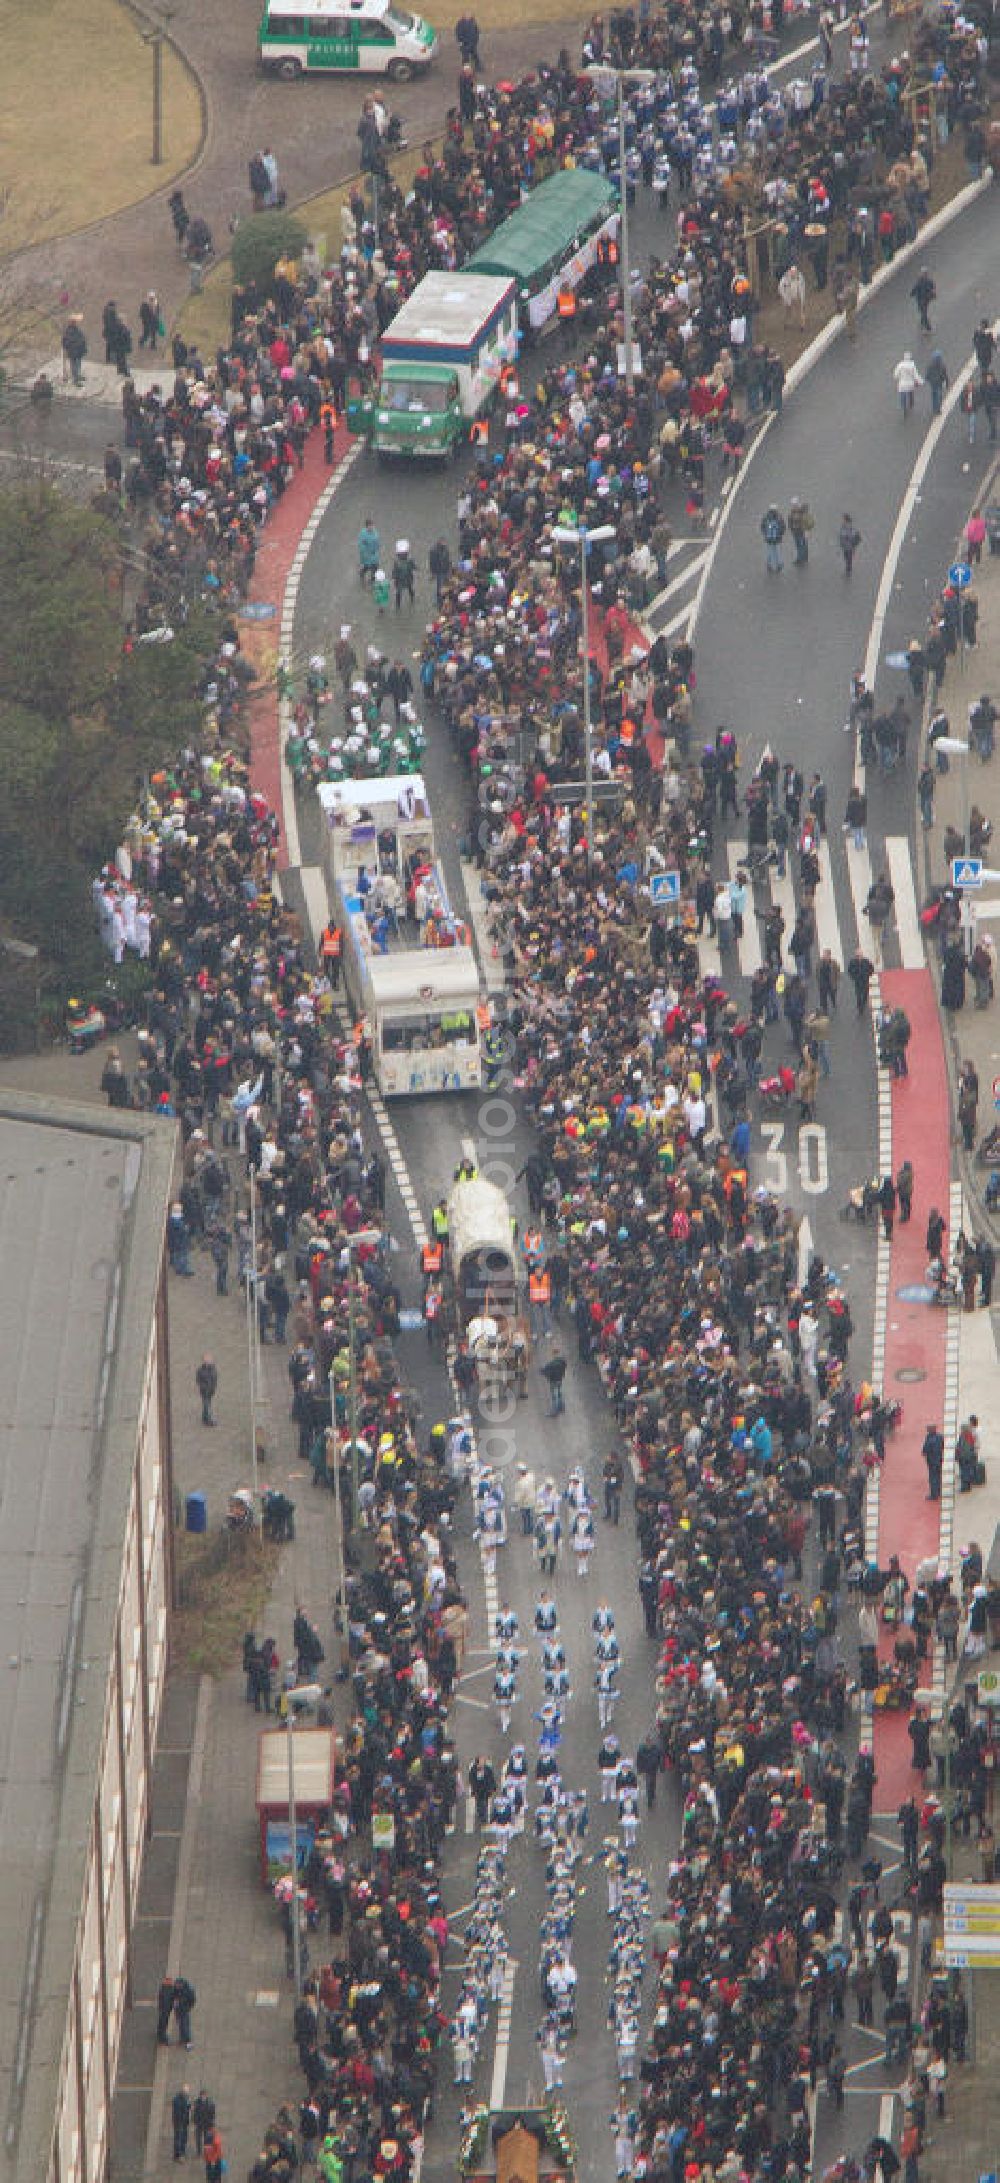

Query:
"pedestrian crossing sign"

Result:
[[952, 857, 983, 888], [650, 871, 681, 905]]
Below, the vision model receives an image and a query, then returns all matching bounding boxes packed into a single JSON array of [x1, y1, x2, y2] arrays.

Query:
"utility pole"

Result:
[[285, 1715, 302, 1996], [553, 524, 617, 867], [617, 77, 634, 399]]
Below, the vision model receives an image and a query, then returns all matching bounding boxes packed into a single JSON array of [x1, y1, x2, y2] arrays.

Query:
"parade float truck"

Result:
[[348, 272, 517, 459], [458, 2107, 577, 2183]]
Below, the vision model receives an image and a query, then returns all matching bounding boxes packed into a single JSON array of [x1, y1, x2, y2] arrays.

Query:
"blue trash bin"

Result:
[[186, 1490, 207, 1534]]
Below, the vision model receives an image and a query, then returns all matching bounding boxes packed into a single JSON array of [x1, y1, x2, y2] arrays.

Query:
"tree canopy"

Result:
[[231, 210, 308, 296], [0, 481, 213, 988]]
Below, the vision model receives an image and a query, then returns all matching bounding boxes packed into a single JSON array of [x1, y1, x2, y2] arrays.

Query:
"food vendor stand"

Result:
[[255, 1724, 336, 1883]]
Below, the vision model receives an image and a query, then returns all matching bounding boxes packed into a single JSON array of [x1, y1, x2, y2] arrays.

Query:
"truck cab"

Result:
[[348, 362, 464, 458], [347, 270, 517, 461]]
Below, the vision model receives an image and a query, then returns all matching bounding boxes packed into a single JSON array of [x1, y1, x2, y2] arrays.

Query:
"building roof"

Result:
[[0, 1092, 174, 2179], [381, 272, 515, 352], [466, 169, 617, 287], [367, 947, 479, 1007]]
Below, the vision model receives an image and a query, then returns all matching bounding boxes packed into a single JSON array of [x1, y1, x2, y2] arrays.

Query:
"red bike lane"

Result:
[[871, 966, 951, 1812], [241, 421, 353, 866]]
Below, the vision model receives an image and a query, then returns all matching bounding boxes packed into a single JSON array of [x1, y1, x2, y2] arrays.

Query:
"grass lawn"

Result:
[[0, 0, 202, 256]]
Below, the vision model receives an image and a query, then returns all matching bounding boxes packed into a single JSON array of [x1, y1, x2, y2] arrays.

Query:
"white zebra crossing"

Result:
[[830, 1905, 913, 1993], [885, 837, 924, 970], [814, 841, 844, 970], [692, 830, 918, 986]]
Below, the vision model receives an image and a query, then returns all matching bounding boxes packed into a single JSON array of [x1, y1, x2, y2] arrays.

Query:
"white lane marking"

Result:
[[688, 414, 773, 638], [299, 864, 331, 948], [645, 548, 709, 616], [814, 841, 846, 969], [885, 837, 924, 968], [649, 599, 698, 642], [489, 1960, 517, 2110], [879, 2094, 896, 2146], [689, 178, 990, 645], [862, 329, 996, 700], [844, 835, 875, 955], [696, 925, 722, 979], [278, 438, 363, 866], [770, 860, 797, 961]]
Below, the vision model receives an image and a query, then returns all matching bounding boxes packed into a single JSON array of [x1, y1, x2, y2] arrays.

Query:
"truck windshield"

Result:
[[386, 378, 453, 415], [387, 5, 414, 26], [383, 1012, 475, 1052]]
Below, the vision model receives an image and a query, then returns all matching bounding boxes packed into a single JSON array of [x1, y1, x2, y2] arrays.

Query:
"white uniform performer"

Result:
[[618, 1785, 639, 1850], [570, 1506, 595, 1578], [599, 1733, 622, 1803], [596, 1659, 620, 1728], [538, 2018, 564, 2091], [493, 1653, 519, 1737], [613, 2099, 638, 2178]]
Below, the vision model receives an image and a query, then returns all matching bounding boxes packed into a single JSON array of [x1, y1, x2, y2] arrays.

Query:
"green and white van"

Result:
[[258, 0, 438, 80]]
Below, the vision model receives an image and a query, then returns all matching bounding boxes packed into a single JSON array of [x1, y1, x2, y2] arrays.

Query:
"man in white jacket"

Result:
[[894, 351, 924, 416]]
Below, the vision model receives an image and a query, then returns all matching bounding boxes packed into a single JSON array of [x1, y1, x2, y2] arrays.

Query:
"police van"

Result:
[[258, 0, 438, 80]]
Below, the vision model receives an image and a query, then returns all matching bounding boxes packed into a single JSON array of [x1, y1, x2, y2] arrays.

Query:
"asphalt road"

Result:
[[13, 117, 995, 2180], [279, 186, 1000, 2175]]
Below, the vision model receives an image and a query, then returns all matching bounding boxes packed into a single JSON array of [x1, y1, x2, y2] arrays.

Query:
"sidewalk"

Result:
[[921, 461, 1000, 1536], [0, 1040, 362, 2177], [871, 469, 1000, 2178]]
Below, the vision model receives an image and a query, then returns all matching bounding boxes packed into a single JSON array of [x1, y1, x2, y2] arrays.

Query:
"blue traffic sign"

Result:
[[650, 870, 681, 905], [949, 561, 973, 589], [952, 856, 983, 888]]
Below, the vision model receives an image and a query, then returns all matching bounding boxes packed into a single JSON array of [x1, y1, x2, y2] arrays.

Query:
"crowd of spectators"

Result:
[[100, 732, 477, 2183], [76, 0, 986, 660], [79, 8, 999, 2174]]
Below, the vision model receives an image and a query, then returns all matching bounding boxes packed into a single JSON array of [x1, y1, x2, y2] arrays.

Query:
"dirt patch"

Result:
[[172, 1525, 282, 1678]]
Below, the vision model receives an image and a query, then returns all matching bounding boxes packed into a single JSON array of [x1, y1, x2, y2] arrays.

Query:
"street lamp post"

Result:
[[285, 1712, 303, 1996], [140, 12, 174, 167], [327, 1375, 349, 1676], [244, 1171, 261, 1529], [553, 523, 618, 867], [608, 69, 652, 398], [247, 1168, 264, 1525], [343, 1228, 383, 1529], [938, 736, 973, 954], [617, 78, 634, 400]]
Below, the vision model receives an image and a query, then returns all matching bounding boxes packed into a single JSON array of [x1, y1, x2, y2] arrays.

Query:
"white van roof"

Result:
[[267, 0, 394, 15], [317, 775, 430, 827]]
